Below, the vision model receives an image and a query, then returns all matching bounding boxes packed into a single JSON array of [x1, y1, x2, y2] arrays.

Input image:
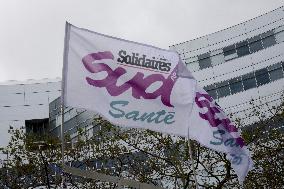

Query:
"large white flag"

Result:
[[62, 23, 252, 183], [63, 23, 196, 137]]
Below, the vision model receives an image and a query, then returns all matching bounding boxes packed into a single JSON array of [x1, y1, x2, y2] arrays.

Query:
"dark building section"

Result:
[[25, 118, 49, 135], [48, 97, 97, 141], [204, 62, 284, 99]]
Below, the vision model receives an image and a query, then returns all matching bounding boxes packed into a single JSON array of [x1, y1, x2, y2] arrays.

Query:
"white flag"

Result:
[[188, 86, 253, 183], [62, 23, 196, 137], [62, 23, 252, 183]]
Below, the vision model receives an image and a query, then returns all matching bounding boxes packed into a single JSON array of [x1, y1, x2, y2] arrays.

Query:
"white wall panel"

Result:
[[48, 91, 61, 103], [46, 81, 61, 92], [245, 9, 283, 34], [193, 68, 215, 85], [245, 19, 284, 39], [24, 83, 48, 93], [0, 93, 24, 106], [257, 79, 284, 99], [251, 43, 284, 70], [184, 46, 209, 57], [0, 122, 11, 147], [0, 107, 15, 121], [169, 43, 186, 53], [0, 84, 24, 94], [212, 56, 254, 82], [24, 92, 49, 105], [183, 36, 208, 52], [207, 23, 246, 45]]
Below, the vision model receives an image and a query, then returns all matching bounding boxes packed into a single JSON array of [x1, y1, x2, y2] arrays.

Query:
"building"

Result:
[[49, 97, 97, 142], [0, 78, 61, 160], [170, 6, 284, 129]]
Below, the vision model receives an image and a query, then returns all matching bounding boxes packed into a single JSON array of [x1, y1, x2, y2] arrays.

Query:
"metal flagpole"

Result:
[[188, 127, 198, 189], [60, 22, 70, 189], [60, 97, 66, 187]]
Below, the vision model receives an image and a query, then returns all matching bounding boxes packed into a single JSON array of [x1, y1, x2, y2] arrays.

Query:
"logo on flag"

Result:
[[82, 51, 178, 107]]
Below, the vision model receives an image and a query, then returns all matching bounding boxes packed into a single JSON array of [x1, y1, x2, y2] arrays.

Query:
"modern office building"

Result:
[[0, 78, 61, 160], [170, 6, 284, 129]]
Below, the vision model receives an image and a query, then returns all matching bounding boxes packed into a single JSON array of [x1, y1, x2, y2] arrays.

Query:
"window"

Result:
[[223, 45, 237, 61], [198, 53, 211, 69], [186, 58, 200, 72], [236, 41, 250, 57], [275, 26, 284, 43], [229, 77, 243, 94], [248, 35, 263, 53], [268, 63, 283, 81], [210, 50, 225, 66], [216, 81, 230, 98], [255, 68, 270, 86], [204, 84, 217, 99], [242, 72, 256, 90], [25, 118, 49, 135], [261, 31, 277, 48]]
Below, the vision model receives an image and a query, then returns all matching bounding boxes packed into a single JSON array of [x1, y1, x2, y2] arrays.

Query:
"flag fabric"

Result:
[[62, 23, 196, 137], [188, 86, 253, 183], [62, 23, 252, 183]]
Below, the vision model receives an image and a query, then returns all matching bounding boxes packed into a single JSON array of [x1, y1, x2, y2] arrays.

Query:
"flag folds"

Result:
[[62, 23, 252, 183], [63, 23, 196, 137]]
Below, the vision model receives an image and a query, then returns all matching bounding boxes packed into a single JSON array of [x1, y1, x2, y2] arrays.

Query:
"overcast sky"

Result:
[[0, 0, 283, 82]]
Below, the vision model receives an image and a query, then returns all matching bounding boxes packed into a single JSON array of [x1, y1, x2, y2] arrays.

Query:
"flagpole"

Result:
[[188, 127, 198, 189], [60, 22, 70, 188], [60, 98, 66, 187]]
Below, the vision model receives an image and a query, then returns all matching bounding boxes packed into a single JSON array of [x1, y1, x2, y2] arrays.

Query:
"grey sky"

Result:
[[0, 0, 283, 82]]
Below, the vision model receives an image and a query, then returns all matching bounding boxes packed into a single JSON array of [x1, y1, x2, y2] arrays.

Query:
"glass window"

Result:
[[210, 50, 225, 66], [223, 45, 236, 56], [261, 31, 276, 47], [268, 63, 284, 81], [248, 36, 263, 53], [262, 35, 276, 48], [255, 68, 270, 86], [275, 30, 284, 43], [223, 45, 237, 61], [187, 61, 200, 72], [261, 30, 274, 38], [198, 53, 211, 70], [236, 41, 250, 57], [216, 81, 230, 98], [204, 84, 217, 99], [242, 72, 256, 90], [186, 57, 199, 72], [229, 77, 243, 94]]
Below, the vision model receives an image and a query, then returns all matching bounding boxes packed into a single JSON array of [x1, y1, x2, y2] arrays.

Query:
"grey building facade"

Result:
[[170, 6, 284, 129]]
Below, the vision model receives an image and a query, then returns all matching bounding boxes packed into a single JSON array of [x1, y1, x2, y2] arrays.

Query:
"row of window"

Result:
[[185, 26, 284, 72], [2, 104, 45, 107], [10, 90, 61, 94], [204, 62, 284, 99]]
